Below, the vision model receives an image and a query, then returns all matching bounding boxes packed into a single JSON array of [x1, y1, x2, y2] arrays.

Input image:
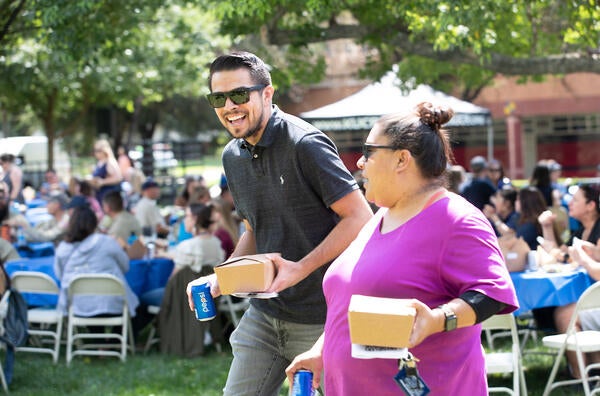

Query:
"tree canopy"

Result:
[[209, 0, 600, 97], [0, 0, 229, 168]]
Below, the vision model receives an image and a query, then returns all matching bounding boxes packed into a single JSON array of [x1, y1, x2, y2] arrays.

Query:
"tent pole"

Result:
[[486, 115, 494, 161]]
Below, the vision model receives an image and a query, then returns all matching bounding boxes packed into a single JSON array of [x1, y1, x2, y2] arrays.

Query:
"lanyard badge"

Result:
[[394, 352, 430, 396]]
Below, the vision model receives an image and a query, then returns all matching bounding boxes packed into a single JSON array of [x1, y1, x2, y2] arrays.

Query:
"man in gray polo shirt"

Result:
[[187, 51, 373, 395]]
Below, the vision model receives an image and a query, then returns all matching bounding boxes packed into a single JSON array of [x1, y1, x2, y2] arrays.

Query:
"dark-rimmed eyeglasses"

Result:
[[206, 85, 267, 108], [362, 143, 397, 159]]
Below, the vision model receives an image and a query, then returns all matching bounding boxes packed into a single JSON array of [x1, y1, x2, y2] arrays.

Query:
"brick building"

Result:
[[279, 41, 600, 179]]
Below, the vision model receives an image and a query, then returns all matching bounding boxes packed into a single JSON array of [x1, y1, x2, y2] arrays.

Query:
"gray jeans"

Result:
[[223, 305, 324, 396]]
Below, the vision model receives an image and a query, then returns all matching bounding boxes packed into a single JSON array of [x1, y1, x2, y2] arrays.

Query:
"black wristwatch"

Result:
[[438, 304, 457, 332]]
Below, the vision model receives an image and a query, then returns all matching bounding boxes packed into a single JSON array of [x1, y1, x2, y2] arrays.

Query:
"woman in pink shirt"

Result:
[[287, 103, 519, 395]]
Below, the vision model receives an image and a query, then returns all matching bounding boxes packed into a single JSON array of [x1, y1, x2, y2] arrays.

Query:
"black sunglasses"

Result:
[[362, 143, 397, 159], [206, 85, 267, 108]]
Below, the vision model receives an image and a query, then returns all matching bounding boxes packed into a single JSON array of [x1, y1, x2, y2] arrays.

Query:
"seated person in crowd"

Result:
[[174, 185, 212, 243], [148, 202, 225, 306], [75, 179, 103, 222], [516, 186, 561, 250], [153, 203, 225, 357], [38, 169, 69, 199], [99, 190, 142, 245], [5, 194, 70, 244], [550, 243, 600, 379], [483, 187, 519, 236], [538, 184, 600, 265], [174, 175, 205, 208], [133, 179, 169, 238], [0, 239, 20, 263], [536, 184, 600, 378], [211, 198, 238, 258], [53, 206, 138, 318]]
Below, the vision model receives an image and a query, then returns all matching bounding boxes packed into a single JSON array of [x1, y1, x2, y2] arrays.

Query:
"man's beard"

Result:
[[228, 104, 265, 142]]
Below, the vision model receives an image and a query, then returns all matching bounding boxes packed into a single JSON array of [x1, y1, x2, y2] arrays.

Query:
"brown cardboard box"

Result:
[[214, 254, 276, 295], [348, 294, 416, 348]]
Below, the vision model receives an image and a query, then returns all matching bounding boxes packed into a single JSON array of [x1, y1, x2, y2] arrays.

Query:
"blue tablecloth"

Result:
[[4, 256, 174, 307], [510, 268, 595, 316], [16, 242, 55, 258]]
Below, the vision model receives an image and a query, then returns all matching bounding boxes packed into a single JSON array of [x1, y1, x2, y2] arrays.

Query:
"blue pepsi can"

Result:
[[291, 370, 314, 396], [191, 283, 216, 321]]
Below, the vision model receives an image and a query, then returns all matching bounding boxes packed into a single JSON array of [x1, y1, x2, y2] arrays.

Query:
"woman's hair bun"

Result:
[[416, 102, 454, 131]]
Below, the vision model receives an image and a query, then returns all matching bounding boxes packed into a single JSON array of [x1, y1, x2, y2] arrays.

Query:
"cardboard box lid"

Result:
[[348, 294, 416, 348], [216, 253, 273, 268], [349, 294, 417, 316], [214, 253, 276, 294]]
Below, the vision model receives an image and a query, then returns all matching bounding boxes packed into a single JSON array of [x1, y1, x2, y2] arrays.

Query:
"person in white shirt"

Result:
[[6, 193, 70, 244]]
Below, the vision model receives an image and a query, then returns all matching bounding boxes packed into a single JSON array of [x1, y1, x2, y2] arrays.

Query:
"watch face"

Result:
[[447, 315, 457, 331], [440, 304, 457, 331]]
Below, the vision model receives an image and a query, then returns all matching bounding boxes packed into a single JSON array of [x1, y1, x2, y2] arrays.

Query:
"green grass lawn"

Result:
[[9, 344, 291, 396], [6, 334, 592, 395]]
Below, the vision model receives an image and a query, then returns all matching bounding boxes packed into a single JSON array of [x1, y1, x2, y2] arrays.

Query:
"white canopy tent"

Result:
[[300, 72, 494, 159]]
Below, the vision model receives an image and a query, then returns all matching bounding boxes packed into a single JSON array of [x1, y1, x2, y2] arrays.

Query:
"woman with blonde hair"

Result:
[[91, 139, 122, 204]]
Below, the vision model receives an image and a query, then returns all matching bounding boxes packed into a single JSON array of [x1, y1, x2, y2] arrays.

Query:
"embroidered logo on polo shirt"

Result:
[[280, 175, 285, 185]]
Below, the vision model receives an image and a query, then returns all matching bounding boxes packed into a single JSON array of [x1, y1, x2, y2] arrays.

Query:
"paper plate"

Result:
[[232, 292, 279, 299]]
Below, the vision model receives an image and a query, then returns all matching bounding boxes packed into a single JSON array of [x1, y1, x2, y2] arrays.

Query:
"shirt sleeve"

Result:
[[296, 132, 358, 208], [441, 209, 519, 314]]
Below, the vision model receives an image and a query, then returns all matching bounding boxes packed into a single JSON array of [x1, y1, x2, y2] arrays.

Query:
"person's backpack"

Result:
[[0, 262, 28, 385]]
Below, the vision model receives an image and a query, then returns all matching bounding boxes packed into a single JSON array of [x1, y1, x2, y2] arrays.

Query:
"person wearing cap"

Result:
[[66, 195, 89, 211], [5, 193, 70, 244], [460, 155, 496, 211], [133, 179, 169, 238]]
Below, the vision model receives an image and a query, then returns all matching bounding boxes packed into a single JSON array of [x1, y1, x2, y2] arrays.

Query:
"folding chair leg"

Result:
[[519, 362, 528, 396], [543, 344, 567, 396], [577, 348, 592, 395], [128, 319, 135, 356], [0, 366, 7, 394]]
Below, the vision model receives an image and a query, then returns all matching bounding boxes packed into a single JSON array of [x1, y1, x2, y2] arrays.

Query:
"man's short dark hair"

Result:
[[102, 190, 124, 212], [208, 51, 271, 91]]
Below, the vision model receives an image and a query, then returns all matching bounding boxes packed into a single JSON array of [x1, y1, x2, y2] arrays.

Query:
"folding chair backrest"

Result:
[[67, 274, 125, 299], [576, 282, 600, 313], [11, 271, 59, 295], [482, 313, 514, 331], [481, 314, 520, 347]]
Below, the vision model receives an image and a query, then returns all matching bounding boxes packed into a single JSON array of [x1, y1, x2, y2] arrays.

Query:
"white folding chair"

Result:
[[143, 304, 160, 354], [542, 281, 600, 396], [65, 274, 134, 365], [485, 311, 539, 352], [218, 295, 249, 329], [482, 313, 528, 396], [10, 271, 63, 363]]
